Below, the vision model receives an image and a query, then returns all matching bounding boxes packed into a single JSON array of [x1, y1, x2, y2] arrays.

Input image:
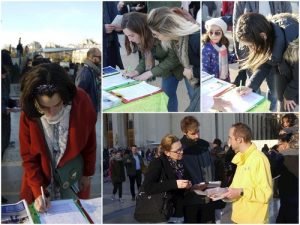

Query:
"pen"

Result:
[[41, 186, 47, 214], [239, 80, 242, 92]]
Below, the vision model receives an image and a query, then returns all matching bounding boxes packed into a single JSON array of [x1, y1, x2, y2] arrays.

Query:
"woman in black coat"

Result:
[[143, 134, 192, 223]]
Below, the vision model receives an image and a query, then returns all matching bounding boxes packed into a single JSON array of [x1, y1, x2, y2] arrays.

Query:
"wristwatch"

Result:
[[240, 189, 244, 196]]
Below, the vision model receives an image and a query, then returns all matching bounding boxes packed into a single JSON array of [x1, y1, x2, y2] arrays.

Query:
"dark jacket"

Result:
[[233, 1, 292, 59], [76, 64, 100, 112], [103, 2, 124, 69], [124, 153, 145, 177], [278, 149, 298, 198], [188, 32, 200, 80], [135, 39, 184, 81], [181, 136, 215, 205], [143, 155, 186, 217], [239, 14, 298, 105], [110, 158, 126, 183]]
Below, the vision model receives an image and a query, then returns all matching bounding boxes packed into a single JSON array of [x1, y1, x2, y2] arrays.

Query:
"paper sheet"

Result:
[[39, 200, 88, 224], [103, 91, 122, 110], [103, 73, 137, 90], [111, 15, 123, 26], [112, 81, 161, 102], [80, 198, 102, 224], [201, 71, 214, 82], [219, 87, 264, 112], [201, 77, 233, 97]]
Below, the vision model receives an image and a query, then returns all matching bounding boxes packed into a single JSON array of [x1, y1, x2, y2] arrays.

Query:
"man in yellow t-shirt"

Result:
[[223, 123, 273, 224]]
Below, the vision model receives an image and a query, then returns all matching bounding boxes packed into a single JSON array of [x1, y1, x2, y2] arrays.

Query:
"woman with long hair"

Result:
[[19, 63, 97, 212], [236, 12, 299, 112], [147, 7, 201, 111], [122, 12, 184, 112]]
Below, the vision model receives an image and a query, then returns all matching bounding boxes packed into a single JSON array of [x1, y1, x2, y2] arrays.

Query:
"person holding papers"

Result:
[[179, 116, 216, 223], [223, 123, 272, 223], [121, 12, 184, 112], [235, 12, 299, 112], [19, 63, 96, 212]]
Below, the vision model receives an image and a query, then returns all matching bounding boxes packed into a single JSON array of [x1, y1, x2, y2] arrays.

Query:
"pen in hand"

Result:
[[41, 186, 47, 214]]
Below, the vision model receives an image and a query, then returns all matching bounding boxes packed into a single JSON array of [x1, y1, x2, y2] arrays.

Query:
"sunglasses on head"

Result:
[[209, 31, 222, 36]]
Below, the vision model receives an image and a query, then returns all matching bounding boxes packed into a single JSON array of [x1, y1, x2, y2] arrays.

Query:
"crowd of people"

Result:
[[202, 1, 299, 112]]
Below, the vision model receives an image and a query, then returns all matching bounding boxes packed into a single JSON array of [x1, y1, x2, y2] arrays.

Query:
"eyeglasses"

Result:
[[209, 31, 222, 36], [169, 148, 183, 154]]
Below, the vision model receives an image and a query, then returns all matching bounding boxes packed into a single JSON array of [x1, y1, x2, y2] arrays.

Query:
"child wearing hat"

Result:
[[202, 17, 236, 81]]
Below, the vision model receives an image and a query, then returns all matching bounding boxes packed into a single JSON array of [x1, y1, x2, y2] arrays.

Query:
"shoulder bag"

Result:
[[134, 158, 174, 223]]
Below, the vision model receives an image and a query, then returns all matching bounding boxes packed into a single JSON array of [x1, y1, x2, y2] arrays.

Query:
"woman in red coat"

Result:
[[19, 63, 97, 212]]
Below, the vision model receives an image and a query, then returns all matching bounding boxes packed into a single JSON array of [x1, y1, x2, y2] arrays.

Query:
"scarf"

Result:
[[84, 59, 101, 75], [166, 156, 184, 179], [211, 41, 229, 80], [40, 105, 71, 199]]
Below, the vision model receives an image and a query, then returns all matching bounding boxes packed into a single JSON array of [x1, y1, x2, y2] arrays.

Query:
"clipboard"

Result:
[[111, 81, 163, 103]]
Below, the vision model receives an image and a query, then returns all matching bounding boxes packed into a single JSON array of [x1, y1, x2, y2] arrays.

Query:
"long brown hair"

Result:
[[235, 12, 274, 72], [121, 12, 154, 55]]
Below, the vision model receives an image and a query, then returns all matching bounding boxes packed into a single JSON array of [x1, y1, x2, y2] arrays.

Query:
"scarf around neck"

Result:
[[84, 59, 101, 75], [40, 105, 72, 167], [211, 41, 229, 80], [166, 156, 184, 179]]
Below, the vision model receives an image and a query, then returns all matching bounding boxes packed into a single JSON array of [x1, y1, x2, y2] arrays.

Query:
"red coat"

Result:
[[19, 88, 97, 203]]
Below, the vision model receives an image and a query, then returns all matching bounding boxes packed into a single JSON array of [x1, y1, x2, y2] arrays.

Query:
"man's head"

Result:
[[228, 123, 252, 153], [180, 116, 200, 141], [131, 144, 138, 154], [87, 48, 101, 66]]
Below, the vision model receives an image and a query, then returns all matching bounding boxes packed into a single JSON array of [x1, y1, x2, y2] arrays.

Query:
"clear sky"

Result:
[[1, 1, 101, 48]]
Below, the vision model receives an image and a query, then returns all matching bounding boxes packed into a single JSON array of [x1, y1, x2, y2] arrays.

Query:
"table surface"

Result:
[[104, 91, 168, 112]]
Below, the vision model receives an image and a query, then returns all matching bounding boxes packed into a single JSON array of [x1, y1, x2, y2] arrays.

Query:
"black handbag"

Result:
[[134, 159, 174, 223]]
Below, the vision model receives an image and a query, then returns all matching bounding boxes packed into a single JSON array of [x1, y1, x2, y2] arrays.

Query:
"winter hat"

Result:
[[205, 17, 227, 34]]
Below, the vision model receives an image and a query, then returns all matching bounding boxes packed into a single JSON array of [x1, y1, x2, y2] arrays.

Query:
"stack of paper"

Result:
[[79, 198, 101, 224], [103, 91, 122, 110], [201, 77, 234, 97], [111, 81, 162, 103], [201, 71, 214, 82], [39, 199, 89, 224], [103, 73, 138, 91]]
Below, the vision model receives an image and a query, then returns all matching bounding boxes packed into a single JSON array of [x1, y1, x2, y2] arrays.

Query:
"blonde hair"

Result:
[[147, 7, 200, 50], [160, 134, 180, 153]]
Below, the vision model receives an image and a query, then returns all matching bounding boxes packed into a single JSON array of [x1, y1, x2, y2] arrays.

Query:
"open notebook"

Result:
[[218, 87, 265, 112], [111, 81, 162, 103]]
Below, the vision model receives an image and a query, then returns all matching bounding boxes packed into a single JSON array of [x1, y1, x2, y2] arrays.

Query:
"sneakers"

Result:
[[119, 198, 124, 203], [168, 217, 184, 223], [111, 194, 115, 201]]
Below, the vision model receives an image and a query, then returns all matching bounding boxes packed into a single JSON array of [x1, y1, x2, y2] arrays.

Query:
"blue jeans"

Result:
[[162, 75, 179, 112], [184, 77, 195, 101]]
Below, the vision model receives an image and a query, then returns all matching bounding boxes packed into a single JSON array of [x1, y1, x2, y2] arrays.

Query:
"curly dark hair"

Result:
[[20, 63, 76, 119]]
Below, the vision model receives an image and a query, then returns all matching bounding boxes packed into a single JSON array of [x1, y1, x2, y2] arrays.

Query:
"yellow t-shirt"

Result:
[[230, 143, 273, 224]]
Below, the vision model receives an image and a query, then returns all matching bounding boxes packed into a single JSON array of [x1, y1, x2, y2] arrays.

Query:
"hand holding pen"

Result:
[[123, 66, 138, 79], [236, 81, 253, 96], [34, 186, 50, 213]]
